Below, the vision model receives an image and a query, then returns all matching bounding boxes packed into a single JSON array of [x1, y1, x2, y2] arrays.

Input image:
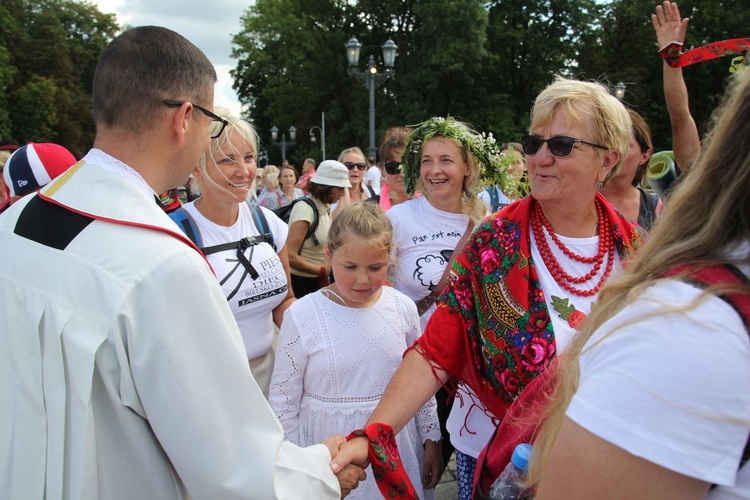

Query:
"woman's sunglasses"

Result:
[[383, 161, 401, 175], [520, 135, 608, 158], [344, 161, 367, 171]]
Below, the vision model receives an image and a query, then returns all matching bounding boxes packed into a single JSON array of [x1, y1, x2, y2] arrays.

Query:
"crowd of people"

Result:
[[1, 1, 748, 499]]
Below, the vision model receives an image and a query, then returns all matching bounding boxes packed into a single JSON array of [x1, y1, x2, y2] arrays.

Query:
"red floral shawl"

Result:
[[413, 193, 646, 419]]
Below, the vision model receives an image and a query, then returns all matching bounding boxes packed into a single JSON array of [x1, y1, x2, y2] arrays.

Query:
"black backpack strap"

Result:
[[168, 207, 203, 249], [246, 200, 276, 251], [299, 197, 320, 247]]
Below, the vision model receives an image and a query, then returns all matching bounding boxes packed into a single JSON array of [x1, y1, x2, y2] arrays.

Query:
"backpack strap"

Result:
[[486, 186, 500, 212], [246, 200, 276, 251], [168, 207, 203, 249], [299, 197, 320, 247]]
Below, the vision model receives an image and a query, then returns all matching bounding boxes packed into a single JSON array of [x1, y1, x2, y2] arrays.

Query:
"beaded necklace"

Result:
[[531, 199, 614, 297]]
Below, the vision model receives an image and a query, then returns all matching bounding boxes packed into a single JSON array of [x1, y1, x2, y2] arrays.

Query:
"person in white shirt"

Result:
[[171, 110, 294, 397], [531, 60, 750, 500], [364, 155, 382, 194], [0, 25, 363, 499]]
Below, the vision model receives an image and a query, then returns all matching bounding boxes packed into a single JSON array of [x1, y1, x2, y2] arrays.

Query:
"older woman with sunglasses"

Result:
[[331, 78, 647, 498], [331, 147, 377, 216]]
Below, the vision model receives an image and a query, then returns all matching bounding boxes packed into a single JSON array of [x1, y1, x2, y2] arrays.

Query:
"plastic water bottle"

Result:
[[488, 443, 532, 500]]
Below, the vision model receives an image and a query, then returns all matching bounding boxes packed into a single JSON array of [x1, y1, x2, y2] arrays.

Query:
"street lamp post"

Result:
[[345, 37, 397, 159], [613, 81, 626, 101], [309, 111, 326, 160], [271, 125, 297, 161]]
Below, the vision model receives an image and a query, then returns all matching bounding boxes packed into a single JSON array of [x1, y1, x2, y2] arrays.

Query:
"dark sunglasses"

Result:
[[344, 161, 367, 171], [163, 100, 228, 139], [520, 135, 608, 158], [383, 161, 401, 175]]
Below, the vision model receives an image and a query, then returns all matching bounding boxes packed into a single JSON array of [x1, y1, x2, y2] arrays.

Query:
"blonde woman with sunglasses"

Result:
[[331, 80, 647, 498], [331, 147, 378, 217]]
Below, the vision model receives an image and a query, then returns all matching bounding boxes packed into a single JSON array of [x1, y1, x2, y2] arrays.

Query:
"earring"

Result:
[[597, 182, 603, 190]]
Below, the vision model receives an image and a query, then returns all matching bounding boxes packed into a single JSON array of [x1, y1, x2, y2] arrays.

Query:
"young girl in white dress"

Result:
[[270, 202, 442, 498]]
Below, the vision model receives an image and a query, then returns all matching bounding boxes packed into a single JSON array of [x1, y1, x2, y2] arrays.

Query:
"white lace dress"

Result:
[[270, 286, 442, 499]]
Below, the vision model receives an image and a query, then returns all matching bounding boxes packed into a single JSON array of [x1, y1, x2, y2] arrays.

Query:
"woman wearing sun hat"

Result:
[[288, 159, 351, 298]]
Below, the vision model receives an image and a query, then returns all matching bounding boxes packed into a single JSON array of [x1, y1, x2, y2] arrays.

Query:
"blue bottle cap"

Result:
[[510, 443, 532, 471]]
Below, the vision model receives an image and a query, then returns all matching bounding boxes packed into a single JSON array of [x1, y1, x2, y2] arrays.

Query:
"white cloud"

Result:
[[90, 0, 247, 117]]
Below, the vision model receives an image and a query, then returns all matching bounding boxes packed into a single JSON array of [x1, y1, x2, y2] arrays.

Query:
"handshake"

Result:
[[323, 434, 370, 498]]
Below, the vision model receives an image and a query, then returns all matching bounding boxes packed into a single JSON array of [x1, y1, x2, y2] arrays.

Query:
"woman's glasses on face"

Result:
[[520, 135, 608, 158], [383, 161, 401, 175], [344, 161, 367, 171]]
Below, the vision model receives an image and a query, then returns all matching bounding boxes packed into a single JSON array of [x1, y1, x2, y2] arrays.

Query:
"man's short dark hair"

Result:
[[93, 26, 217, 131]]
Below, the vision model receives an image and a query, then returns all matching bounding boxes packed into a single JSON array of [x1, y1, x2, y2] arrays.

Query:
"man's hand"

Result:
[[652, 1, 689, 50], [323, 435, 368, 498], [335, 464, 367, 498], [330, 435, 370, 473]]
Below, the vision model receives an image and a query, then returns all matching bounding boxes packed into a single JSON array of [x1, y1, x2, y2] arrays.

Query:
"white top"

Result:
[[180, 201, 289, 360], [289, 196, 331, 278], [448, 222, 622, 457], [364, 165, 382, 194], [387, 195, 470, 329], [567, 273, 750, 497], [270, 286, 442, 499], [0, 156, 339, 499]]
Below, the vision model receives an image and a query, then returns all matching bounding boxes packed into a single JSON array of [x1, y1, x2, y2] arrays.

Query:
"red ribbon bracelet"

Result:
[[346, 423, 418, 499], [660, 38, 750, 68]]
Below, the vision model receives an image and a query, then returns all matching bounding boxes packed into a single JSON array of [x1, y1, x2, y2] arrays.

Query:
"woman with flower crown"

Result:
[[331, 78, 646, 497], [385, 116, 498, 491]]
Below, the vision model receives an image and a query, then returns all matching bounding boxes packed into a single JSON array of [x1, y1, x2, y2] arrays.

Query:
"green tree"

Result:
[[480, 0, 601, 142], [1, 0, 118, 156], [232, 0, 492, 164], [575, 0, 750, 150]]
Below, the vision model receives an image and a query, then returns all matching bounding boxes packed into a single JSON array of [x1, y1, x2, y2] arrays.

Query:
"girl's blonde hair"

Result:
[[528, 67, 750, 486], [327, 202, 393, 255]]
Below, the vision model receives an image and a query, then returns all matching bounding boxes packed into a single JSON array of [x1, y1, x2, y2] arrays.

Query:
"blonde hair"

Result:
[[196, 106, 258, 201], [528, 68, 750, 486], [530, 77, 631, 185], [264, 164, 280, 189], [337, 147, 366, 164], [327, 202, 393, 255]]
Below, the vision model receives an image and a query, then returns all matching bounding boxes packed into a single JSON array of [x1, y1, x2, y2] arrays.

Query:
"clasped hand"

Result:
[[323, 435, 369, 498]]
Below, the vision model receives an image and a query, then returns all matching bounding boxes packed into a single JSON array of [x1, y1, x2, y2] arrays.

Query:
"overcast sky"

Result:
[[90, 0, 247, 117]]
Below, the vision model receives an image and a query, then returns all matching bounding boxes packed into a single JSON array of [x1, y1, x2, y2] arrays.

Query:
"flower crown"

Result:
[[399, 116, 519, 197]]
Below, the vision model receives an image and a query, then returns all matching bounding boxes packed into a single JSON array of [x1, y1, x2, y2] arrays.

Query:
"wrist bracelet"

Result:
[[346, 423, 418, 499]]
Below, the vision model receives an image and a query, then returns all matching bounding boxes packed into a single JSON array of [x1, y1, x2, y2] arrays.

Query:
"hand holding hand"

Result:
[[336, 464, 367, 498], [652, 1, 689, 50], [330, 435, 370, 473]]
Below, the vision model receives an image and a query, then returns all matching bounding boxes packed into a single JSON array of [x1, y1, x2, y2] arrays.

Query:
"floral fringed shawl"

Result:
[[413, 193, 646, 419]]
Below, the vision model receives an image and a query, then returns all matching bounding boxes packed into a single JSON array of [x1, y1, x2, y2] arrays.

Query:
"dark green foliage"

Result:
[[0, 0, 118, 157]]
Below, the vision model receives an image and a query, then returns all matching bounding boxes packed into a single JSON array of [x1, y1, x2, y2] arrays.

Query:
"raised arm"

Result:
[[652, 1, 701, 173]]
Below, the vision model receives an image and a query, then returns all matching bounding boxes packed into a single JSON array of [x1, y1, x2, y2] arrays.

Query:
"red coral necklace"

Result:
[[531, 199, 614, 297]]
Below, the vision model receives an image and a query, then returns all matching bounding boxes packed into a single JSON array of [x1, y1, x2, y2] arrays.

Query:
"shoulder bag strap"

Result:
[[414, 220, 475, 316]]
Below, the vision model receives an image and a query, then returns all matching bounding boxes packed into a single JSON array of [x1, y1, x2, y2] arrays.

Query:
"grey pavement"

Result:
[[434, 453, 457, 499]]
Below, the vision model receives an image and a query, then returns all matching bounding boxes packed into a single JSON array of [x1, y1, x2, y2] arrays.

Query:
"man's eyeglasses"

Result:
[[344, 161, 367, 171], [383, 161, 401, 175], [163, 100, 228, 139], [520, 135, 608, 158]]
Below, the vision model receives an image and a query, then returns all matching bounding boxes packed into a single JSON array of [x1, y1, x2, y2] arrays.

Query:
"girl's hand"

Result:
[[422, 439, 443, 490]]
